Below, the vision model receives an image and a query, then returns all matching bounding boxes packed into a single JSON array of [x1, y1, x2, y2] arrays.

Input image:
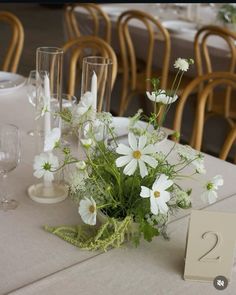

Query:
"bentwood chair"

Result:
[[194, 25, 236, 120], [173, 72, 236, 159], [219, 124, 236, 162], [64, 3, 111, 44], [62, 36, 117, 110], [0, 11, 24, 73], [117, 10, 171, 116]]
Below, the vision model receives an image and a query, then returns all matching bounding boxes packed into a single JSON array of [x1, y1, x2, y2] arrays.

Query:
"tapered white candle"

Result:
[[44, 74, 51, 140], [43, 73, 52, 188], [91, 71, 97, 112]]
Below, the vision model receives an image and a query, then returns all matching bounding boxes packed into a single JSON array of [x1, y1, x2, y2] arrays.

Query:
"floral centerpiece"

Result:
[[33, 58, 223, 251]]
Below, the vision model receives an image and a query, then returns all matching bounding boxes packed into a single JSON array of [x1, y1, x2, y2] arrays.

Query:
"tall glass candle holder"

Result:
[[81, 56, 113, 112], [79, 56, 113, 147], [28, 47, 68, 204]]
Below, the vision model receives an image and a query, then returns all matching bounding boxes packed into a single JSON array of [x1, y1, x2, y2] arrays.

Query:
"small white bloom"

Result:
[[201, 175, 224, 204], [140, 174, 173, 214], [81, 138, 93, 148], [76, 160, 86, 170], [78, 197, 97, 225], [176, 189, 191, 208], [33, 152, 59, 181], [115, 133, 158, 178], [76, 91, 95, 116], [177, 145, 205, 174], [44, 127, 61, 151], [174, 58, 189, 72], [146, 90, 178, 104], [84, 119, 107, 142]]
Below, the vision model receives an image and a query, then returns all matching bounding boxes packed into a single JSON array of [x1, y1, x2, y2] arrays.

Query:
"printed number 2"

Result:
[[198, 231, 221, 262]]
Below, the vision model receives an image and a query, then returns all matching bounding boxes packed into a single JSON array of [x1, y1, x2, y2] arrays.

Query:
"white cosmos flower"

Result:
[[84, 119, 107, 142], [201, 175, 224, 204], [76, 160, 86, 170], [177, 145, 205, 174], [174, 58, 189, 72], [76, 91, 94, 116], [140, 174, 173, 214], [44, 127, 61, 151], [146, 90, 178, 104], [33, 152, 59, 182], [116, 133, 158, 178], [81, 138, 93, 148], [78, 197, 97, 225]]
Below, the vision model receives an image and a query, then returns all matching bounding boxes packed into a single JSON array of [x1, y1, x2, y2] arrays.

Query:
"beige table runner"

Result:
[[7, 193, 236, 295]]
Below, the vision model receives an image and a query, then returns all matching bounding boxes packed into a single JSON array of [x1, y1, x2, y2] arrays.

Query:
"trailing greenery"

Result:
[[44, 216, 132, 252]]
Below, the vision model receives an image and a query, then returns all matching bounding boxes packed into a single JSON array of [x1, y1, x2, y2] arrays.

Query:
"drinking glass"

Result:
[[0, 123, 20, 211]]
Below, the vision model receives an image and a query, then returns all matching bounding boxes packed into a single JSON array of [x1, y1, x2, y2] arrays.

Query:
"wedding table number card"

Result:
[[184, 210, 236, 282]]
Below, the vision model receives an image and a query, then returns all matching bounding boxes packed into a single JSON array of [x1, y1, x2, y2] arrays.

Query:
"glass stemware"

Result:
[[0, 123, 20, 211]]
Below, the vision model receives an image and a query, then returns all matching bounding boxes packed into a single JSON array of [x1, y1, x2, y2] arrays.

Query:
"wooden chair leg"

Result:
[[219, 126, 236, 161]]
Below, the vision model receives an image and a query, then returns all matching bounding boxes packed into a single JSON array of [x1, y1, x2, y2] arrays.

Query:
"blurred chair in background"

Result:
[[64, 3, 111, 43], [117, 10, 171, 116], [0, 11, 24, 73], [173, 72, 236, 161], [62, 35, 117, 111], [194, 25, 236, 121], [220, 124, 236, 163]]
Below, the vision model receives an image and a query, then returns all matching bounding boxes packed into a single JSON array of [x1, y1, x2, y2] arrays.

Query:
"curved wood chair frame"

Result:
[[117, 10, 170, 116], [64, 3, 111, 44], [194, 25, 236, 117], [62, 36, 117, 111], [173, 72, 236, 159], [0, 11, 24, 73], [219, 125, 236, 161]]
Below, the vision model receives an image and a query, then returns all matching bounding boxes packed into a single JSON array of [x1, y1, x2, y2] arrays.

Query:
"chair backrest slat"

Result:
[[0, 11, 24, 73]]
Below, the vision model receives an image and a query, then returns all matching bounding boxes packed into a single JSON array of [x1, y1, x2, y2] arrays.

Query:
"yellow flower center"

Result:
[[133, 150, 141, 159], [154, 191, 160, 198], [89, 205, 95, 213]]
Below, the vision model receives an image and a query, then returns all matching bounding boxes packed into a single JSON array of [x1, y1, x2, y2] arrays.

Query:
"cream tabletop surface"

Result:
[[1, 85, 236, 294]]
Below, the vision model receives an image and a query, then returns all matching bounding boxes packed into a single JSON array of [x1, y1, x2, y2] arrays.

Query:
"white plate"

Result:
[[111, 117, 167, 145], [111, 117, 149, 138], [0, 71, 26, 95], [162, 20, 197, 34]]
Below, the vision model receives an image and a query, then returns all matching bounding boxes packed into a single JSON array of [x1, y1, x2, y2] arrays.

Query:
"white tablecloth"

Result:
[[1, 85, 236, 294]]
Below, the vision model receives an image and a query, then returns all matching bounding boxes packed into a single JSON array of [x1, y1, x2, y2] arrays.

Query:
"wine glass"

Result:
[[0, 123, 20, 211]]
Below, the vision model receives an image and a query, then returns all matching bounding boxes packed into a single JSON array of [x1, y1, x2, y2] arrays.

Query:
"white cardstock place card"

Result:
[[184, 210, 236, 282]]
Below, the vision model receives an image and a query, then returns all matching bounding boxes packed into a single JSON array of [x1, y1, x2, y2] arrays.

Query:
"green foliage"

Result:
[[218, 4, 236, 24], [44, 216, 133, 252], [139, 220, 159, 242]]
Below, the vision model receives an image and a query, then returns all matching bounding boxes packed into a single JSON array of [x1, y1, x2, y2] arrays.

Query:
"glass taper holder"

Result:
[[81, 56, 113, 112], [28, 47, 68, 204], [79, 56, 113, 147]]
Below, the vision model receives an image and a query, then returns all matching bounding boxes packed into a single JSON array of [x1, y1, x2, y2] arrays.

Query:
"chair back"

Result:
[[173, 72, 236, 157], [194, 25, 236, 117], [0, 11, 24, 73], [117, 9, 170, 115], [64, 4, 111, 44], [62, 35, 117, 111]]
